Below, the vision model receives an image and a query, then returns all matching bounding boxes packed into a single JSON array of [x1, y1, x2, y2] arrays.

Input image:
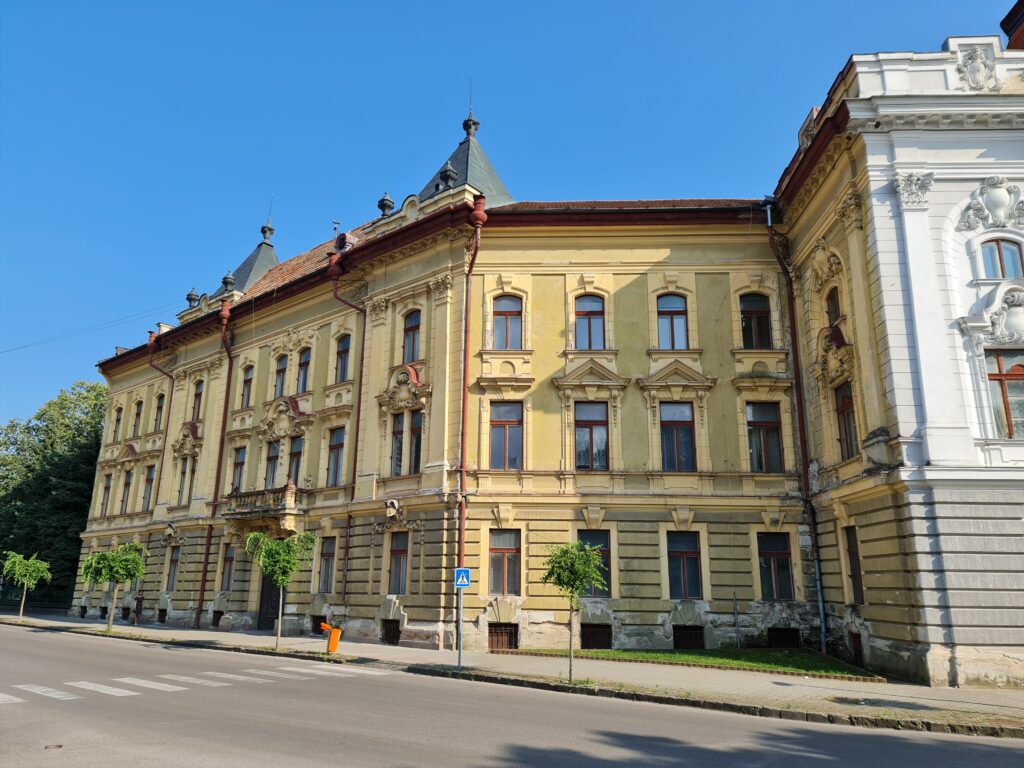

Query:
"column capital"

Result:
[[894, 172, 934, 212]]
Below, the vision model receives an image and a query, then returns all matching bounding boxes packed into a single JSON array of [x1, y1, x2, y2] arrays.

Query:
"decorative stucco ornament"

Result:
[[957, 47, 1000, 92], [893, 172, 933, 211], [987, 289, 1024, 345], [959, 177, 1024, 230]]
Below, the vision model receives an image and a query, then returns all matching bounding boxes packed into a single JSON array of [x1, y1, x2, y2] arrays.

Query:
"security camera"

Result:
[[384, 499, 400, 517]]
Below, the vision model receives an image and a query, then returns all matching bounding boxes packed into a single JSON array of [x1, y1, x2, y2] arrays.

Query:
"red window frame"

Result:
[[574, 294, 605, 351], [757, 532, 794, 601], [493, 295, 523, 350], [667, 532, 702, 599], [740, 293, 772, 349], [388, 532, 408, 595], [489, 530, 521, 596], [660, 402, 696, 473], [987, 350, 1024, 438], [981, 239, 1024, 279], [490, 402, 524, 470], [746, 402, 784, 473], [575, 402, 609, 471]]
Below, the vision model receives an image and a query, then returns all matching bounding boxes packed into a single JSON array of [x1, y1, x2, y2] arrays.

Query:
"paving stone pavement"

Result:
[[5, 613, 1022, 729]]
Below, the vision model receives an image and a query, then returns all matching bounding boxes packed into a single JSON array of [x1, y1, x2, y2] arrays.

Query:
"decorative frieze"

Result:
[[367, 297, 390, 325], [956, 47, 1001, 92], [428, 272, 453, 305], [833, 190, 863, 231]]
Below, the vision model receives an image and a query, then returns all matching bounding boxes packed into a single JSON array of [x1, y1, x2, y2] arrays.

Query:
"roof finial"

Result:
[[377, 192, 395, 217], [463, 85, 479, 140], [261, 196, 275, 243]]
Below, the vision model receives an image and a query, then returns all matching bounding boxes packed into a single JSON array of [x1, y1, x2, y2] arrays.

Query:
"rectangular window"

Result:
[[578, 529, 611, 597], [493, 296, 523, 350], [740, 294, 772, 349], [660, 402, 696, 472], [747, 402, 783, 473], [132, 401, 143, 438], [667, 531, 702, 599], [240, 367, 253, 408], [403, 311, 421, 364], [489, 529, 521, 596], [574, 402, 609, 471], [391, 414, 404, 476], [834, 382, 858, 461], [113, 408, 123, 442], [274, 356, 288, 398], [288, 436, 303, 485], [575, 295, 605, 351], [177, 458, 189, 506], [758, 532, 794, 601], [192, 381, 204, 422], [336, 336, 351, 383], [231, 447, 246, 493], [409, 411, 422, 475], [844, 526, 864, 605], [326, 428, 345, 487], [187, 456, 197, 503], [490, 402, 524, 470], [119, 470, 133, 514], [296, 348, 311, 393], [388, 532, 408, 595], [167, 545, 180, 591], [153, 395, 164, 432], [100, 474, 112, 517], [142, 465, 156, 512], [220, 545, 235, 592], [265, 442, 280, 488], [318, 537, 336, 594], [986, 350, 1024, 439]]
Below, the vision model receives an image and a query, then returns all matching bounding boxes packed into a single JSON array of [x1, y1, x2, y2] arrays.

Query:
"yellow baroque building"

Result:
[[75, 17, 1024, 685]]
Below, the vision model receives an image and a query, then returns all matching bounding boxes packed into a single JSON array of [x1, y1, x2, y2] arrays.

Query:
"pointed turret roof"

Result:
[[213, 220, 279, 298], [418, 113, 513, 208]]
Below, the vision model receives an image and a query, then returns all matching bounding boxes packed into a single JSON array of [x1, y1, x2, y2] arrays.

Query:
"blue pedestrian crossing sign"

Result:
[[454, 568, 471, 589]]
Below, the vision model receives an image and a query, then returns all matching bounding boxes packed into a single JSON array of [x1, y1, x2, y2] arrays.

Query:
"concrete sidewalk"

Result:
[[4, 612, 1023, 735]]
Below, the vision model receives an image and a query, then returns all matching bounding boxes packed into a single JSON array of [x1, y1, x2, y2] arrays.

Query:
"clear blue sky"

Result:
[[0, 0, 1010, 422]]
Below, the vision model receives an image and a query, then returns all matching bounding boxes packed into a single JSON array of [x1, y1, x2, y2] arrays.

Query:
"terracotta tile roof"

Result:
[[490, 199, 761, 211]]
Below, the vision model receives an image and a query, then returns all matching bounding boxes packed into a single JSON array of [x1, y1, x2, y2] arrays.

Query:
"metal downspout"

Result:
[[193, 299, 233, 629], [765, 200, 828, 654]]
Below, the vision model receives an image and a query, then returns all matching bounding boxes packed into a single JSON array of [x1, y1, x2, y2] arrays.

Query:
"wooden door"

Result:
[[257, 573, 284, 631]]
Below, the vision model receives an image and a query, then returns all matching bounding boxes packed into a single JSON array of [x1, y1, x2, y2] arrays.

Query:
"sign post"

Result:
[[454, 567, 471, 670]]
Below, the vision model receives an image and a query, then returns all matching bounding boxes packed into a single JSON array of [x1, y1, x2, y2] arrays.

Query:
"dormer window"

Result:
[[982, 239, 1023, 280]]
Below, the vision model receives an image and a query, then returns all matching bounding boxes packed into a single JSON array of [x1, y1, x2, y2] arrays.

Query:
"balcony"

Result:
[[222, 481, 307, 535]]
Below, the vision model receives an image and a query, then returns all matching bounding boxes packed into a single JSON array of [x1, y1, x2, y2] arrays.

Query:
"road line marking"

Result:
[[276, 666, 355, 677], [157, 674, 231, 687], [65, 681, 140, 697], [12, 684, 81, 701], [0, 692, 26, 704], [239, 668, 312, 680], [113, 677, 187, 692], [330, 666, 390, 676], [201, 671, 274, 683]]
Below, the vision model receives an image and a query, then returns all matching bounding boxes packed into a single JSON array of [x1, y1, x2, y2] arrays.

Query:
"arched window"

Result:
[[656, 294, 688, 350], [336, 335, 351, 383], [240, 366, 254, 408], [153, 394, 165, 432], [740, 293, 772, 350], [575, 295, 605, 350], [191, 380, 204, 421], [112, 407, 123, 442], [274, 355, 288, 398], [403, 311, 421, 364], [982, 239, 1023, 279], [296, 347, 311, 393], [131, 401, 144, 438], [825, 288, 841, 326], [493, 295, 523, 350]]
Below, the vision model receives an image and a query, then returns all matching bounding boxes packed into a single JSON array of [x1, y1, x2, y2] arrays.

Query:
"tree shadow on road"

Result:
[[484, 727, 1023, 768]]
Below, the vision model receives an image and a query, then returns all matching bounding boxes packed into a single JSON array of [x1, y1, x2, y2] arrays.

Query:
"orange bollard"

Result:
[[321, 622, 342, 653]]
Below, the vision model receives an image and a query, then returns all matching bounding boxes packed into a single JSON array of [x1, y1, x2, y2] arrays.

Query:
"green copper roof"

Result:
[[418, 116, 513, 208]]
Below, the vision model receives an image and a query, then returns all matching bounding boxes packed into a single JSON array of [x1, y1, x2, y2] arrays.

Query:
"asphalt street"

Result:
[[1, 624, 1021, 767]]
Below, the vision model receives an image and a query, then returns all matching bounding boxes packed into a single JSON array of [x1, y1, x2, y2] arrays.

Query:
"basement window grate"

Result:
[[381, 619, 401, 645], [673, 625, 705, 650], [766, 627, 801, 648], [580, 623, 613, 650], [488, 622, 519, 651]]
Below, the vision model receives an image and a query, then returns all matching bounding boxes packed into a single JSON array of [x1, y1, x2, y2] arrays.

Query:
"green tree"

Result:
[[245, 532, 317, 649], [81, 542, 147, 632], [0, 381, 106, 606], [2, 552, 53, 622], [540, 541, 607, 684]]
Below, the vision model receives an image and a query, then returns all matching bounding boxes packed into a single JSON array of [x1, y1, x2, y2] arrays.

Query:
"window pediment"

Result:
[[637, 361, 717, 425], [552, 360, 630, 393], [172, 422, 202, 458], [377, 366, 431, 414]]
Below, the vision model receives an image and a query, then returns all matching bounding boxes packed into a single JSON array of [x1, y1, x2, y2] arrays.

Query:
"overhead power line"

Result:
[[0, 301, 181, 354]]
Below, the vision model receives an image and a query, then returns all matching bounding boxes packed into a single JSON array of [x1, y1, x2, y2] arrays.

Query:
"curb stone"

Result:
[[3, 618, 1019, 740]]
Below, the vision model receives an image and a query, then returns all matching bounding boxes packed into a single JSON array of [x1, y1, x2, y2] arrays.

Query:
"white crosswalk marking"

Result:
[[330, 665, 390, 676], [157, 674, 231, 687], [13, 684, 80, 701], [113, 677, 187, 692], [276, 666, 355, 677], [0, 692, 26, 704], [202, 671, 274, 683], [66, 681, 140, 697], [240, 668, 312, 680]]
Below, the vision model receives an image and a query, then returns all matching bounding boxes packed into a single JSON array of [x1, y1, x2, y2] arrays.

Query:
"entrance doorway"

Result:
[[258, 573, 284, 631]]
